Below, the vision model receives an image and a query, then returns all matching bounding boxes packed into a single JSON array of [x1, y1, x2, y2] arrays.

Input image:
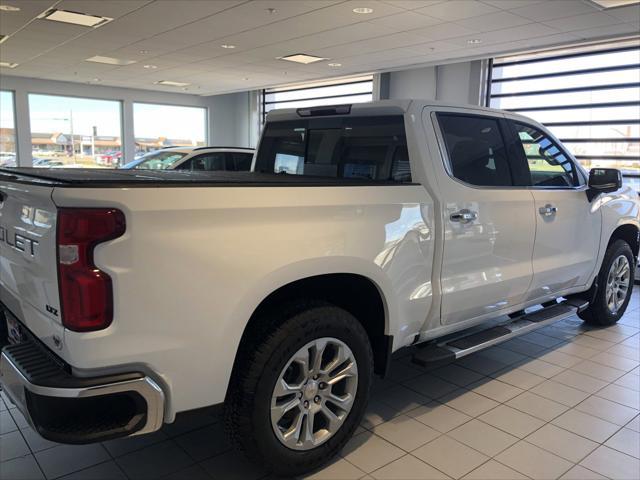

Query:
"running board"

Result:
[[412, 301, 586, 368]]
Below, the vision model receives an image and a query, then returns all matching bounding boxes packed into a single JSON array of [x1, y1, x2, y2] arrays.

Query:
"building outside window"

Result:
[[488, 40, 640, 190], [262, 76, 373, 123], [0, 91, 17, 167], [28, 94, 123, 168], [133, 103, 207, 160]]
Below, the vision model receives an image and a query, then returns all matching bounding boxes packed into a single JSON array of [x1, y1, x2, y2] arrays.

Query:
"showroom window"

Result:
[[488, 41, 640, 190], [133, 103, 207, 158], [0, 91, 17, 167], [262, 76, 373, 123], [29, 94, 123, 168]]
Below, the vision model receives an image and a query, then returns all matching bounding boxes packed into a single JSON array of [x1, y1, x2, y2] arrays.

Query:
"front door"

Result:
[[509, 121, 602, 300], [432, 110, 536, 326]]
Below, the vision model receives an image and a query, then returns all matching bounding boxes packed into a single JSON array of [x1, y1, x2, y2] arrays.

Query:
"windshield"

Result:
[[133, 151, 188, 169]]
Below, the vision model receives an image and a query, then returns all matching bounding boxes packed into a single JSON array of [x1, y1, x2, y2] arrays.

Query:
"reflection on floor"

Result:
[[1, 289, 639, 479]]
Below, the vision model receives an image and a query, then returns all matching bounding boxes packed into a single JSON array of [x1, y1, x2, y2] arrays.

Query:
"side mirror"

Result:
[[587, 168, 622, 201]]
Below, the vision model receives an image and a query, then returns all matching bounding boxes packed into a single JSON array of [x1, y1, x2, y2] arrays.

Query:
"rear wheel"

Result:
[[225, 302, 373, 476], [579, 239, 634, 326]]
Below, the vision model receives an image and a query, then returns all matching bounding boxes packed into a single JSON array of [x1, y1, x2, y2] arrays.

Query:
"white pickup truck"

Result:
[[1, 100, 638, 476]]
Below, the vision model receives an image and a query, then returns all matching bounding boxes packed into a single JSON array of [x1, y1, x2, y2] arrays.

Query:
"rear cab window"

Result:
[[254, 116, 411, 182], [436, 113, 515, 187]]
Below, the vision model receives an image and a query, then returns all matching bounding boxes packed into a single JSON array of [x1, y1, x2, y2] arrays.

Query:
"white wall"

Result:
[[378, 60, 486, 106], [435, 61, 485, 105], [0, 76, 254, 166], [386, 66, 438, 100]]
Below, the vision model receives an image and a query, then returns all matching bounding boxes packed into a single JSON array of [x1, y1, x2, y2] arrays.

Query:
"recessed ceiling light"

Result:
[[221, 44, 236, 49], [86, 55, 136, 66], [279, 53, 327, 64], [154, 80, 190, 87], [588, 0, 639, 7], [328, 62, 342, 67], [0, 4, 20, 12], [143, 64, 158, 69], [139, 49, 149, 54], [266, 7, 277, 14], [92, 77, 101, 82], [40, 9, 112, 27], [352, 7, 374, 14], [467, 39, 482, 44], [0, 61, 18, 68]]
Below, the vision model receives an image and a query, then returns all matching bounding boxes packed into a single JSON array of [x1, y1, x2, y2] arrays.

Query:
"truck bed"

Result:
[[0, 168, 400, 188]]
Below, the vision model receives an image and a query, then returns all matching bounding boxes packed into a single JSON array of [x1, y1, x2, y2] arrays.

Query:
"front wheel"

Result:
[[579, 239, 634, 326], [225, 302, 373, 476]]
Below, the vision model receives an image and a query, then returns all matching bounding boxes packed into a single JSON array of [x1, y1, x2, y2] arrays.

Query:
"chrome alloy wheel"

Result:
[[606, 254, 631, 314], [270, 337, 358, 451]]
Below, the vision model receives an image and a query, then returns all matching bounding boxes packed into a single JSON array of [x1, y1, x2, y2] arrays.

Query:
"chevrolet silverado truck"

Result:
[[1, 100, 638, 476]]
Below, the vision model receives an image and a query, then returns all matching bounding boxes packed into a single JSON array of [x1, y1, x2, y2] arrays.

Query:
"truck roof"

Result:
[[265, 99, 511, 123]]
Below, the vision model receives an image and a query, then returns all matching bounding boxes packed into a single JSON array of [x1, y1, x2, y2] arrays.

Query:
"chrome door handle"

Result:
[[539, 204, 558, 217], [450, 209, 478, 224]]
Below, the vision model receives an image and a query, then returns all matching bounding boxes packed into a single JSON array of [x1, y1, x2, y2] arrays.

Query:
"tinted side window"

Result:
[[226, 152, 253, 171], [254, 116, 411, 182], [437, 114, 513, 187], [178, 152, 226, 171], [513, 122, 580, 188]]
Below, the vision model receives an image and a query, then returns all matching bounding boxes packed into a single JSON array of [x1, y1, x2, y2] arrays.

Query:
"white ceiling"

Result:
[[0, 0, 638, 96]]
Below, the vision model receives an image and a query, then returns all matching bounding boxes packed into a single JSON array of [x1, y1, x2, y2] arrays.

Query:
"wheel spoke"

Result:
[[283, 410, 305, 445], [321, 403, 342, 431], [271, 397, 299, 424], [327, 360, 357, 385], [327, 392, 354, 410], [310, 339, 328, 375], [273, 378, 302, 398], [302, 410, 315, 448], [292, 350, 310, 379]]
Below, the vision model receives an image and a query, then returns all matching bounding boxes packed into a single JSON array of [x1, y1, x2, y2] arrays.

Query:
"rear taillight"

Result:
[[57, 208, 126, 332]]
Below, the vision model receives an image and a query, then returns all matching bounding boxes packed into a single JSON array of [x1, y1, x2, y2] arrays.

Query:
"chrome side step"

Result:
[[412, 300, 586, 368]]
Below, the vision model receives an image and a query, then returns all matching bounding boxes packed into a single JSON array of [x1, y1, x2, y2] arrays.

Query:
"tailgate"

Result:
[[0, 181, 61, 328]]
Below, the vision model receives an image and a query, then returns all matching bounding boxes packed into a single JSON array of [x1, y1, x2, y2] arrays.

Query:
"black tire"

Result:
[[224, 301, 373, 477], [579, 239, 635, 326]]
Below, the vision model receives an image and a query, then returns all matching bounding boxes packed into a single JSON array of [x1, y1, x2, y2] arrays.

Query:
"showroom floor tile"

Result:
[[1, 290, 639, 479]]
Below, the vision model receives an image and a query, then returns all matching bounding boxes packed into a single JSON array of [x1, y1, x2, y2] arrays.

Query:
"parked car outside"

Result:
[[121, 146, 255, 171], [95, 151, 123, 166]]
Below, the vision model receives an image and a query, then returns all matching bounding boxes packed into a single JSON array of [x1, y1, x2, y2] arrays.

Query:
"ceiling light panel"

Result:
[[280, 53, 327, 64], [588, 0, 639, 7], [154, 80, 190, 87], [0, 61, 18, 68], [86, 56, 136, 66], [41, 9, 112, 27]]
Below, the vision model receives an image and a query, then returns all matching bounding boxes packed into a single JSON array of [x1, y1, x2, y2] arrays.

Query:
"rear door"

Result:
[[508, 120, 601, 299], [0, 181, 62, 330], [430, 109, 536, 325]]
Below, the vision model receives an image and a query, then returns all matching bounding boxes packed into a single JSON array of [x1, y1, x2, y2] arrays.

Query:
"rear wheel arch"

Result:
[[229, 274, 391, 386]]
